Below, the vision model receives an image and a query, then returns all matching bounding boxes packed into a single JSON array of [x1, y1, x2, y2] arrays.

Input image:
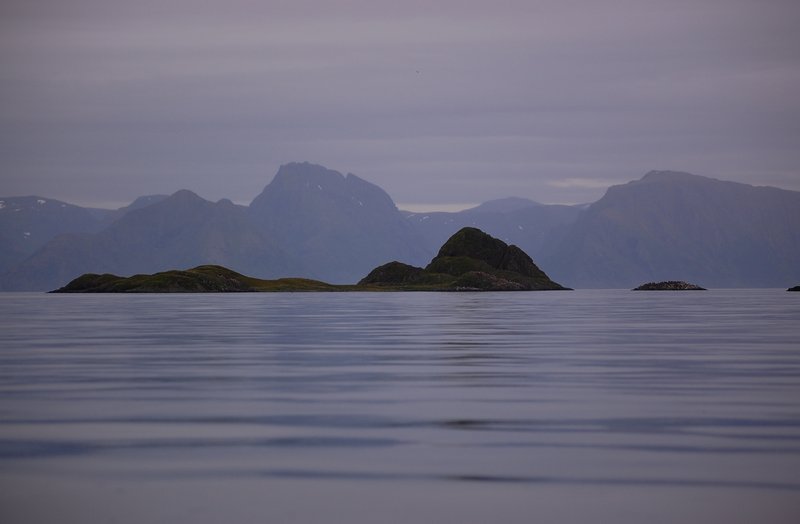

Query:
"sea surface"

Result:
[[1, 290, 799, 523]]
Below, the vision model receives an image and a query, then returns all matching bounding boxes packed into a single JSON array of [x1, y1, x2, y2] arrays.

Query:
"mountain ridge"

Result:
[[541, 171, 800, 288], [3, 165, 799, 290]]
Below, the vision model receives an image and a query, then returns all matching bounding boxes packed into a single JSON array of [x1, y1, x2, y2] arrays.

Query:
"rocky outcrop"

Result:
[[788, 285, 800, 292], [359, 227, 568, 291], [633, 281, 706, 290]]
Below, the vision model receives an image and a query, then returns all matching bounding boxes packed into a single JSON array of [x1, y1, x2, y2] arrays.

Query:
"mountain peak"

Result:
[[361, 227, 566, 290], [168, 189, 204, 202], [429, 227, 551, 280], [250, 162, 399, 212], [269, 162, 346, 190]]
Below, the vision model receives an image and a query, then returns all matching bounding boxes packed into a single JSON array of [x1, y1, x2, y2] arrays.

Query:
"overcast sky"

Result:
[[1, 0, 798, 210]]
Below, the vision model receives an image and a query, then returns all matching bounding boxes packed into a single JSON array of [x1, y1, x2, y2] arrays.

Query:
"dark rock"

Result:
[[633, 281, 707, 290], [788, 285, 800, 291], [364, 227, 568, 291], [53, 265, 256, 293], [428, 227, 553, 280], [358, 261, 424, 285]]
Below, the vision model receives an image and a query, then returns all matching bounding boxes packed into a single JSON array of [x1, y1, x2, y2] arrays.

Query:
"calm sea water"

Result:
[[1, 290, 799, 523]]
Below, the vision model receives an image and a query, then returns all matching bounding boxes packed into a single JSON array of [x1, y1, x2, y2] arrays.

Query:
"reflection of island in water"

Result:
[[52, 228, 569, 293]]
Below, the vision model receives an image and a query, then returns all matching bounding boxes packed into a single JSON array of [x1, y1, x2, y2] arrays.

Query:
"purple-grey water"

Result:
[[1, 290, 799, 523]]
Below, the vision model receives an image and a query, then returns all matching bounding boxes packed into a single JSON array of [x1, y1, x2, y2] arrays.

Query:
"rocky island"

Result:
[[788, 285, 800, 292], [633, 281, 707, 291], [51, 227, 568, 292]]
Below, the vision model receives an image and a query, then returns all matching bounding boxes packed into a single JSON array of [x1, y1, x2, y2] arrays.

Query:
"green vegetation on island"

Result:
[[52, 265, 343, 293], [51, 227, 568, 292]]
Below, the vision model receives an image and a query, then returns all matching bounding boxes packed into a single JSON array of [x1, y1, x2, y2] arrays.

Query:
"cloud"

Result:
[[1, 0, 798, 207]]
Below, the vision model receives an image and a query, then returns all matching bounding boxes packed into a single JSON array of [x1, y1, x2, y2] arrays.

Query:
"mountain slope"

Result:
[[542, 171, 800, 288]]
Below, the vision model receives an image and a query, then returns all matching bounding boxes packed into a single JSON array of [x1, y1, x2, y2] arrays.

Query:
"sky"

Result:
[[1, 0, 799, 210]]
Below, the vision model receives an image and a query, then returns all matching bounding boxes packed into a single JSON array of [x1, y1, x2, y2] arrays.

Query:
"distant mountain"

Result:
[[0, 196, 108, 274], [0, 194, 172, 276], [1, 190, 303, 291], [405, 198, 582, 262], [4, 165, 799, 291], [2, 163, 430, 290], [248, 162, 430, 283], [542, 171, 800, 288]]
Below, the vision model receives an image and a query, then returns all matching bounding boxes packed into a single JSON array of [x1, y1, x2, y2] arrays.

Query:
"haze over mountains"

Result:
[[2, 162, 798, 290]]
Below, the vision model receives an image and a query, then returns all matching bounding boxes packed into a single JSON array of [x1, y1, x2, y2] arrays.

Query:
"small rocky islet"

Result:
[[51, 227, 569, 293], [633, 281, 707, 291], [788, 285, 800, 292]]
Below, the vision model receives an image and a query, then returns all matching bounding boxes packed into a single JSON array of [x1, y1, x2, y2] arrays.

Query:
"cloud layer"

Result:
[[2, 0, 799, 208]]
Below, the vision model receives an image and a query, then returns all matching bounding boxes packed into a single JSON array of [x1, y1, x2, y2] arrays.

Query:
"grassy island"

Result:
[[51, 227, 569, 292]]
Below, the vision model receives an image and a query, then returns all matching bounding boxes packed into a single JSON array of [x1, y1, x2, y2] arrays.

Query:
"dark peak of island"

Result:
[[362, 227, 568, 290]]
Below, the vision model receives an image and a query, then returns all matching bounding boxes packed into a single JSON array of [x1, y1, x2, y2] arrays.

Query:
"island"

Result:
[[633, 281, 706, 291], [51, 227, 569, 293], [789, 286, 800, 292]]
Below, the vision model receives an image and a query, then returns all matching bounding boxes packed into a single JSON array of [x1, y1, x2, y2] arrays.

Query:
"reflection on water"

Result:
[[1, 290, 799, 523]]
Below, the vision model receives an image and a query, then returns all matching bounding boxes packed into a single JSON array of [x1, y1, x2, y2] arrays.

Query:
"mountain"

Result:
[[542, 171, 800, 288], [1, 190, 303, 291], [5, 165, 800, 291], [0, 194, 172, 276], [0, 196, 108, 274], [404, 198, 582, 262], [2, 163, 430, 290], [248, 162, 430, 283]]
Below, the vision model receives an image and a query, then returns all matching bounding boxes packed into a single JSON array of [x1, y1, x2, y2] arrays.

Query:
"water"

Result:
[[1, 290, 799, 523]]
